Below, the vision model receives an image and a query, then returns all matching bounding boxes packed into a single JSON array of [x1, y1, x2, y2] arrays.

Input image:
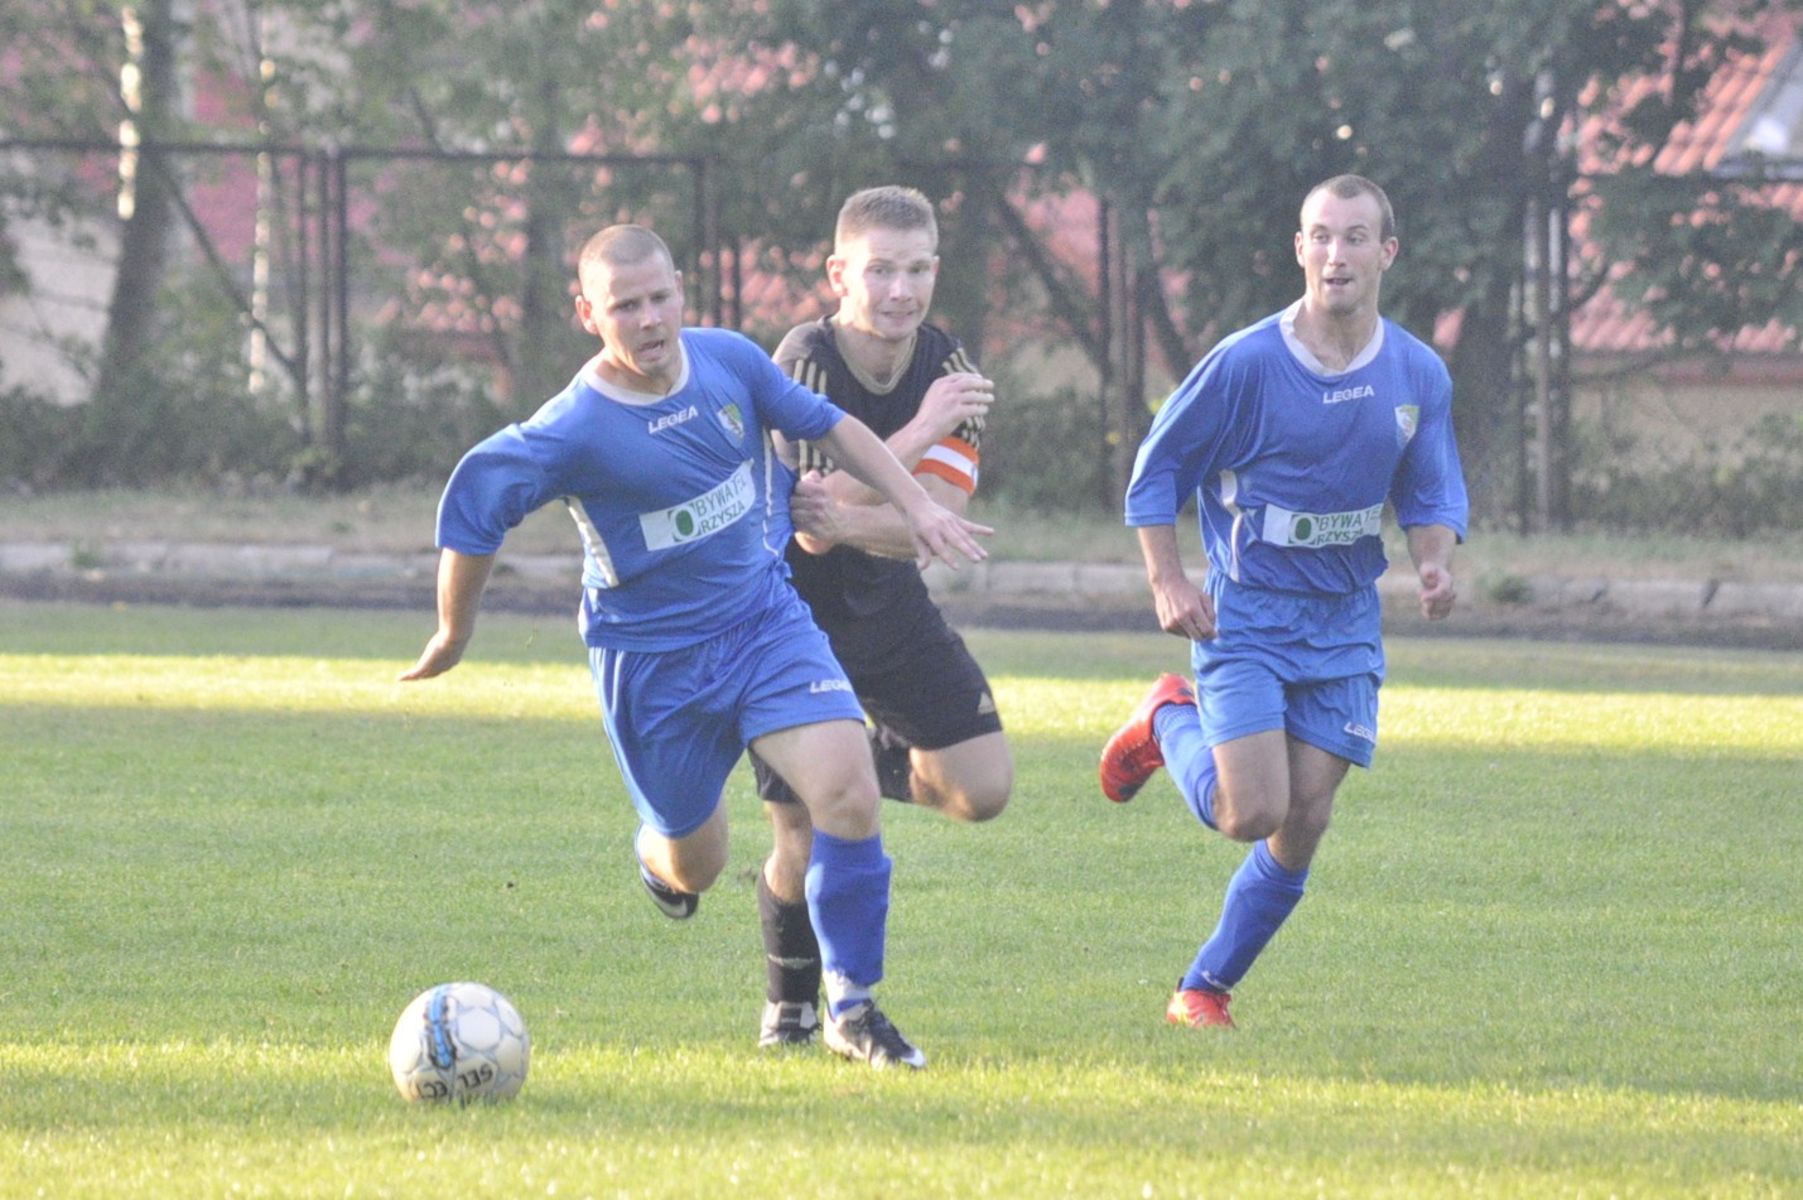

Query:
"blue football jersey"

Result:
[[436, 328, 844, 650], [1125, 306, 1469, 595]]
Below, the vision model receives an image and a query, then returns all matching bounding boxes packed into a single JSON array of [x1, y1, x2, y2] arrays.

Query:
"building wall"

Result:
[[1575, 367, 1800, 465], [0, 212, 117, 405]]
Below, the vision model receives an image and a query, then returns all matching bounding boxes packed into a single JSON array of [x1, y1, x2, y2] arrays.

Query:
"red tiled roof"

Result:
[[1570, 12, 1801, 357]]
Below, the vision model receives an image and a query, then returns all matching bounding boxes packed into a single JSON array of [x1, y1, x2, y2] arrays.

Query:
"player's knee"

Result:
[[1212, 782, 1285, 841], [944, 780, 1010, 823], [798, 774, 880, 840], [1212, 769, 1291, 842], [761, 854, 807, 905], [657, 812, 730, 893], [665, 853, 726, 894], [1215, 806, 1283, 843], [919, 742, 1013, 823]]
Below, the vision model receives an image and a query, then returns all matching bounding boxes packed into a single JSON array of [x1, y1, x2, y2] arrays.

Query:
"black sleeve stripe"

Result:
[[942, 347, 979, 376], [781, 353, 835, 474], [800, 440, 833, 474], [802, 355, 832, 474], [953, 413, 985, 452], [939, 341, 983, 449]]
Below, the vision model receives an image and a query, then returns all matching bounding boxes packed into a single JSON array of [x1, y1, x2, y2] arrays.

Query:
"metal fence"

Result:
[[0, 137, 730, 484], [1, 136, 1796, 534]]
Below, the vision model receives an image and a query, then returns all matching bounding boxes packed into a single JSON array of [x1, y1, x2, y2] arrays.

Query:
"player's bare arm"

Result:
[[813, 371, 993, 508], [1405, 523, 1459, 620], [399, 549, 496, 680], [814, 416, 990, 569], [1138, 524, 1216, 641], [793, 469, 968, 561]]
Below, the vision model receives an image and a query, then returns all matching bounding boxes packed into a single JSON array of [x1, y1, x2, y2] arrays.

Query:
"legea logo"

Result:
[[1323, 384, 1374, 404], [648, 405, 699, 434]]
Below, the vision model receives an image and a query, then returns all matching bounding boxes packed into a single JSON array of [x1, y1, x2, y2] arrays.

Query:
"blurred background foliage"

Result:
[[1, 0, 1799, 536]]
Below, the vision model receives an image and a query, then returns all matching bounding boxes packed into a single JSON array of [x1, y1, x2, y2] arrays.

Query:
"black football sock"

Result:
[[758, 869, 821, 1005]]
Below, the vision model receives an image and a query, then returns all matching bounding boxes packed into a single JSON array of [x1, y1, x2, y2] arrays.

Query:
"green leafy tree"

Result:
[[4, 0, 1795, 514], [694, 0, 1801, 523], [0, 0, 342, 481], [334, 2, 708, 413]]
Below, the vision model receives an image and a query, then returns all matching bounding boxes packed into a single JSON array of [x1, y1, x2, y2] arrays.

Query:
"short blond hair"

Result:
[[835, 186, 937, 252]]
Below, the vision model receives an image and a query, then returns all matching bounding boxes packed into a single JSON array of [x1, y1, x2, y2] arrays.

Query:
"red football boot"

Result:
[[1166, 987, 1235, 1029], [1098, 673, 1196, 803]]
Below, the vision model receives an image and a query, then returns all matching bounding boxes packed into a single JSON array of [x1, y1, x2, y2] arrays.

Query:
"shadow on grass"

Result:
[[4, 696, 1798, 1117]]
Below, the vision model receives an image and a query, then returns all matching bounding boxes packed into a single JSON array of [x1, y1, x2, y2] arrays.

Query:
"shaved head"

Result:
[[578, 225, 675, 296], [1302, 175, 1396, 241]]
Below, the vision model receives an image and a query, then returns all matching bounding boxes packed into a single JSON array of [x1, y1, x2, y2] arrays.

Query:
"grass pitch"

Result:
[[1, 600, 1799, 1197]]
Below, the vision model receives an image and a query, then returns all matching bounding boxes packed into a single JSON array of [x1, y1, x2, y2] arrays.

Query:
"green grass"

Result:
[[3, 600, 1801, 1196]]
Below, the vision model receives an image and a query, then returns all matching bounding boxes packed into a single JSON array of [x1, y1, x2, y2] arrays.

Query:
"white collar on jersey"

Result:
[[580, 340, 691, 406], [1279, 299, 1384, 376]]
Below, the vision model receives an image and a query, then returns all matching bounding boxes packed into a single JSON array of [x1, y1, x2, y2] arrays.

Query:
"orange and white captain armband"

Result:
[[915, 346, 985, 494], [915, 432, 980, 495]]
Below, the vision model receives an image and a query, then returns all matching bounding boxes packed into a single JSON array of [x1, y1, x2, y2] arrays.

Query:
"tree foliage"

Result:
[[685, 0, 1800, 520], [0, 0, 1797, 524]]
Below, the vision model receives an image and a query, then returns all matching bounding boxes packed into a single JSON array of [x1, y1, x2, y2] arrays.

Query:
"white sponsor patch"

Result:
[[1261, 501, 1384, 549], [639, 461, 754, 550]]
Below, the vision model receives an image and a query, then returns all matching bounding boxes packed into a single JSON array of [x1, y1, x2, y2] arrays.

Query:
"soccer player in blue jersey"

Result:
[[400, 224, 989, 1069], [1098, 175, 1469, 1029]]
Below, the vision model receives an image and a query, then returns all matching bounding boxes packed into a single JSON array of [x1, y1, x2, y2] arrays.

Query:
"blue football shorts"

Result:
[[1190, 576, 1386, 768], [588, 588, 865, 838]]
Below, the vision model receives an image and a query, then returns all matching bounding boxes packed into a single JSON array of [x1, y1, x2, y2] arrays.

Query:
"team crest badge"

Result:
[[1394, 404, 1419, 447], [718, 403, 744, 441]]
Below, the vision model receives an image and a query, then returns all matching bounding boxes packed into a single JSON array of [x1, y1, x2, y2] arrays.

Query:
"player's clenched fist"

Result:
[[915, 371, 993, 440]]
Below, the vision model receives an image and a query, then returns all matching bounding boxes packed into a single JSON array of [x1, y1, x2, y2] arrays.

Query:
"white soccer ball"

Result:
[[388, 981, 531, 1105]]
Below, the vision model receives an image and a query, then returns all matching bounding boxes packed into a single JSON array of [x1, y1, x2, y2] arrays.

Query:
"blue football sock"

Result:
[[804, 830, 892, 1018], [1183, 840, 1308, 993], [1155, 701, 1219, 829]]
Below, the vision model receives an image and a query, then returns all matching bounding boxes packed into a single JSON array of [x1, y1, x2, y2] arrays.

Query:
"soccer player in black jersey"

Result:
[[748, 186, 1014, 1049]]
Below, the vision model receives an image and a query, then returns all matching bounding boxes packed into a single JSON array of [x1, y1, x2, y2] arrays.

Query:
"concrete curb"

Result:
[[4, 538, 1802, 629], [923, 560, 1803, 625]]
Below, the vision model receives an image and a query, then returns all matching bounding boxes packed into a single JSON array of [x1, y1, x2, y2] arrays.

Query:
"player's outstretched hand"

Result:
[[1417, 561, 1457, 620], [915, 371, 994, 442], [906, 500, 991, 571], [399, 630, 469, 682]]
